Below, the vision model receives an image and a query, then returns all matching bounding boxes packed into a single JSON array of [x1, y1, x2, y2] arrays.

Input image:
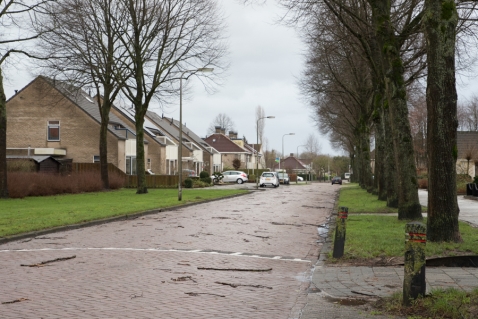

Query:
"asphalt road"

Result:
[[0, 183, 338, 318]]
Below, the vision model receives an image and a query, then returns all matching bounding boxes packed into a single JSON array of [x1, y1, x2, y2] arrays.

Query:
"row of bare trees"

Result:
[[0, 0, 228, 197], [274, 0, 478, 242]]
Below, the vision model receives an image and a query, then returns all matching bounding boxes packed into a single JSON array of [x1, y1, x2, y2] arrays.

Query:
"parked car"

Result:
[[215, 170, 248, 184], [331, 176, 342, 185], [297, 176, 304, 182], [182, 169, 197, 177], [260, 172, 280, 188], [277, 172, 290, 184], [344, 172, 351, 181]]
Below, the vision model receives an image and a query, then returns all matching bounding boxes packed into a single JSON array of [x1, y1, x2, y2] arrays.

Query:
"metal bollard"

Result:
[[332, 206, 348, 258], [403, 222, 426, 306]]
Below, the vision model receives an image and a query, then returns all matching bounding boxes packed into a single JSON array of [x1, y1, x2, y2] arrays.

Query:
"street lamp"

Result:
[[296, 144, 306, 184], [280, 133, 295, 171], [255, 116, 275, 189], [178, 67, 214, 201]]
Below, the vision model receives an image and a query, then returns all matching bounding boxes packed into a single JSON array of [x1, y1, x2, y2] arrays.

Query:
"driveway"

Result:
[[0, 183, 338, 318], [418, 189, 478, 226]]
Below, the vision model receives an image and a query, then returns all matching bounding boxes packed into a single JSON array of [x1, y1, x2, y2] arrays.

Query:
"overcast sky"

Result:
[[4, 0, 478, 158], [168, 0, 338, 157]]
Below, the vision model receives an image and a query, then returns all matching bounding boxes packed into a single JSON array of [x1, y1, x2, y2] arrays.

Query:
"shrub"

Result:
[[184, 178, 193, 188], [199, 171, 209, 179], [417, 178, 428, 189], [192, 180, 211, 188], [232, 159, 241, 170], [200, 176, 212, 184], [248, 174, 256, 182]]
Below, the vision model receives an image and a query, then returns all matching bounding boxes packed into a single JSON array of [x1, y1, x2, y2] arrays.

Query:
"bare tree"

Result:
[[0, 0, 51, 199], [207, 113, 235, 135], [458, 95, 478, 131], [38, 0, 129, 190], [116, 0, 228, 194], [302, 134, 321, 158]]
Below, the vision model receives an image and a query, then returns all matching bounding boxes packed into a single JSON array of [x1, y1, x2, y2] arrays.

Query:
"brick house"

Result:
[[6, 76, 153, 174], [145, 112, 216, 175], [203, 127, 252, 171]]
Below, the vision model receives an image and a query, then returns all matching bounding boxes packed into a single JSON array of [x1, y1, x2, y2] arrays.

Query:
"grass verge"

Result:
[[0, 188, 247, 237], [330, 184, 478, 261], [335, 184, 478, 319], [374, 288, 478, 319]]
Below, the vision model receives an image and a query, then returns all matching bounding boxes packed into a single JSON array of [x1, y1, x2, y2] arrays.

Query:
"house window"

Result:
[[47, 120, 60, 141], [147, 158, 151, 169], [126, 156, 137, 175], [93, 155, 100, 163]]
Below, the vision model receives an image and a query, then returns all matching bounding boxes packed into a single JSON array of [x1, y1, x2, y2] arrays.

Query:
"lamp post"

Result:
[[296, 144, 306, 184], [280, 133, 295, 171], [178, 67, 214, 201], [256, 116, 275, 189]]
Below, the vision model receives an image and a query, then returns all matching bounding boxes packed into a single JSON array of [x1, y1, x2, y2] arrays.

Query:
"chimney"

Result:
[[229, 131, 238, 139], [215, 126, 222, 134], [221, 127, 226, 135], [290, 153, 294, 157]]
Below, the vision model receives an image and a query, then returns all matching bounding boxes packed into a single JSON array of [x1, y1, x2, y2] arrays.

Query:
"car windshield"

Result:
[[262, 173, 274, 177]]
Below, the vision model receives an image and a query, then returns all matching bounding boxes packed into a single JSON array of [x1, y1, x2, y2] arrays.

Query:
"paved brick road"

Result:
[[0, 183, 337, 318]]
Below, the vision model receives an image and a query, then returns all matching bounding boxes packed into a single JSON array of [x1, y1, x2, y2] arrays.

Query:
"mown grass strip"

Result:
[[331, 183, 478, 260], [338, 184, 398, 214], [0, 188, 247, 237]]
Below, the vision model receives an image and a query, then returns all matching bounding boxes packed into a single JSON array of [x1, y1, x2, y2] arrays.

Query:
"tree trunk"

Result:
[[0, 68, 8, 199], [382, 96, 399, 207], [99, 101, 110, 190], [135, 109, 147, 194], [424, 0, 461, 242], [373, 0, 421, 219]]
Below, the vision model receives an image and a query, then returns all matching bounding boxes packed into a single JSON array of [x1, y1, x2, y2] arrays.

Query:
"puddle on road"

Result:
[[317, 224, 329, 243], [323, 296, 369, 306]]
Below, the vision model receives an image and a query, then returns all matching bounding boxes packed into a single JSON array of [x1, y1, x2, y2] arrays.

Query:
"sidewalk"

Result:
[[300, 190, 478, 319]]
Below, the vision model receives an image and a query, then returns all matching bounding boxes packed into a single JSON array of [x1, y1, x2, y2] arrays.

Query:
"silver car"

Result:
[[259, 172, 280, 188], [216, 170, 248, 184]]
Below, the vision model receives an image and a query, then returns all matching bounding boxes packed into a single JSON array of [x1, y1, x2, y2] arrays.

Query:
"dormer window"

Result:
[[47, 120, 60, 141]]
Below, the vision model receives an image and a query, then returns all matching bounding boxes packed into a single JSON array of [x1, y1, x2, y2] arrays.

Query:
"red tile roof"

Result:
[[204, 134, 250, 153]]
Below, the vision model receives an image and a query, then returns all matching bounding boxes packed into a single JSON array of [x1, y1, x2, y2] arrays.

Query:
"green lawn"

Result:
[[331, 184, 478, 260], [0, 188, 247, 237]]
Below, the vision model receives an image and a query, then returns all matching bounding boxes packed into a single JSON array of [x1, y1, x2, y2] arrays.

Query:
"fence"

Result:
[[71, 163, 179, 188], [125, 175, 179, 188], [71, 163, 126, 177]]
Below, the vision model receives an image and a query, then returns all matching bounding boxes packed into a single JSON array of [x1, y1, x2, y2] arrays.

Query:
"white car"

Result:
[[213, 170, 248, 184], [259, 172, 280, 188], [297, 176, 304, 181]]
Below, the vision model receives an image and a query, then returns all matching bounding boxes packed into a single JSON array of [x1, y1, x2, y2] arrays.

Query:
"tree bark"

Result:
[[135, 109, 147, 194], [99, 98, 110, 190], [424, 0, 461, 242], [372, 0, 422, 219], [0, 68, 8, 199]]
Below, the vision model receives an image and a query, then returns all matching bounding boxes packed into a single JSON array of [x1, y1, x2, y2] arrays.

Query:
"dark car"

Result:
[[331, 176, 342, 185]]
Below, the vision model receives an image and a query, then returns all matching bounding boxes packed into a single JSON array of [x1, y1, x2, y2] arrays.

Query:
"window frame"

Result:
[[47, 120, 60, 141]]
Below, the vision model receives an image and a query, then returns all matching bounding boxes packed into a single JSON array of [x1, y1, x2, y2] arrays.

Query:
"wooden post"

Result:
[[403, 222, 426, 306], [332, 206, 348, 258]]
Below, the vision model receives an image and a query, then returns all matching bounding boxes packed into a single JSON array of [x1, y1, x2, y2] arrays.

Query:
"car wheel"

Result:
[[237, 178, 244, 184], [213, 178, 219, 184]]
